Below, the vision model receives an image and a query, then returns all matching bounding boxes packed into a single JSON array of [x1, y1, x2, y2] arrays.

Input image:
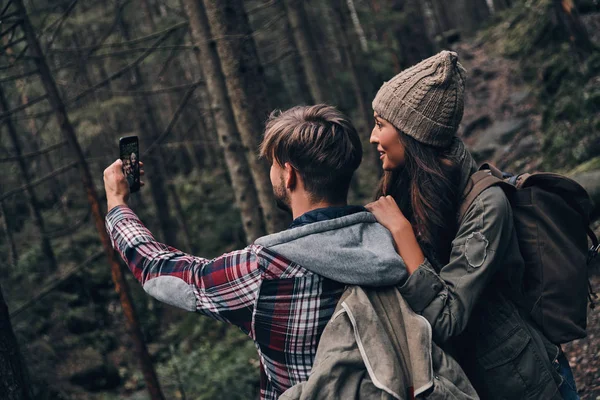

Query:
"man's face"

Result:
[[270, 160, 292, 215]]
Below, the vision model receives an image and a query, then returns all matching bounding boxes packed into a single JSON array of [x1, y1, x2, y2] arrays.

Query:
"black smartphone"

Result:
[[119, 135, 140, 193]]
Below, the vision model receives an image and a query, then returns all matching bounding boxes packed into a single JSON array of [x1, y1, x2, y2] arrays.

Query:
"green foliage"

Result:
[[158, 318, 259, 400], [482, 0, 600, 169]]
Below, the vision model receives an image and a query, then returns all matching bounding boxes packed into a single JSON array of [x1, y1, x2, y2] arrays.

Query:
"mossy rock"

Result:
[[569, 157, 600, 175]]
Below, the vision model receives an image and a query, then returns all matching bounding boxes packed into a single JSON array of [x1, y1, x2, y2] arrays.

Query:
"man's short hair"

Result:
[[260, 104, 362, 203]]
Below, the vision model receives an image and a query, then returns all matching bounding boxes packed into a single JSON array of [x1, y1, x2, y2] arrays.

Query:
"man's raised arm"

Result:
[[103, 159, 262, 332]]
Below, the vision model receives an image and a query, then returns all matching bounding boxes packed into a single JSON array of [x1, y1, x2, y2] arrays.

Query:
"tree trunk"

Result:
[[117, 13, 181, 248], [0, 199, 18, 268], [283, 0, 329, 104], [454, 0, 490, 34], [0, 284, 31, 400], [428, 0, 454, 33], [331, 0, 381, 184], [370, 0, 403, 73], [13, 2, 166, 398], [0, 87, 57, 272], [553, 0, 595, 59], [202, 0, 289, 233], [270, 0, 314, 105], [392, 0, 435, 68], [182, 0, 267, 242], [346, 0, 369, 52]]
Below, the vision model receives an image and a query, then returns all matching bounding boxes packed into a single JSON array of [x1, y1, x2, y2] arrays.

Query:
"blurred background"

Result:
[[0, 0, 598, 398]]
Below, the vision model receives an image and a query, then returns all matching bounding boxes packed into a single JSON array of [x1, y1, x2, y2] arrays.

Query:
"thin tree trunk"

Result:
[[3, 29, 73, 242], [0, 284, 31, 400], [0, 87, 57, 272], [0, 200, 18, 267], [332, 0, 381, 181], [283, 0, 329, 104], [183, 0, 267, 241], [13, 2, 165, 399], [429, 0, 454, 32], [117, 13, 180, 247], [392, 0, 435, 68], [370, 0, 402, 73], [346, 0, 369, 52], [271, 0, 314, 105], [455, 0, 490, 34], [202, 0, 288, 233]]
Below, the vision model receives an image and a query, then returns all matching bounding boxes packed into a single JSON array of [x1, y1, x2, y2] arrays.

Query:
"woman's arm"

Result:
[[368, 187, 518, 343], [365, 195, 424, 273]]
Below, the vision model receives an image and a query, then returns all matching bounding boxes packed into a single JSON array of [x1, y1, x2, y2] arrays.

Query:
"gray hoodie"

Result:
[[255, 211, 408, 286]]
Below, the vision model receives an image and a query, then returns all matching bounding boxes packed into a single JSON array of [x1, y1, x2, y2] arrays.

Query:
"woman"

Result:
[[365, 51, 578, 400]]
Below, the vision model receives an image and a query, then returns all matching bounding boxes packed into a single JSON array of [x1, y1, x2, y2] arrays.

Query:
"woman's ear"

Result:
[[284, 162, 297, 190]]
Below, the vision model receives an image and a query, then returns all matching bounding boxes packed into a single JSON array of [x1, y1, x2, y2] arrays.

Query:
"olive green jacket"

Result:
[[398, 139, 563, 399]]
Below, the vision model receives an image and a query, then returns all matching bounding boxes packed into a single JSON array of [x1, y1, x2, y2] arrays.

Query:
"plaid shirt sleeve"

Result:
[[105, 205, 262, 333]]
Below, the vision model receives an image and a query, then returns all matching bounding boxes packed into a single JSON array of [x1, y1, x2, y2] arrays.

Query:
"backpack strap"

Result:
[[459, 171, 505, 224]]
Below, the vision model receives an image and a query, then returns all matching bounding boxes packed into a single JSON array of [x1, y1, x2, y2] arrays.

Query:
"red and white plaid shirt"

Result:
[[106, 206, 345, 399]]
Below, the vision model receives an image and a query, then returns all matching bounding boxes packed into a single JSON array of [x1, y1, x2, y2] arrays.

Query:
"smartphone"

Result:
[[119, 135, 140, 193]]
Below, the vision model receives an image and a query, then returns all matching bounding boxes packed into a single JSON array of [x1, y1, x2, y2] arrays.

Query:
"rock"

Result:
[[508, 90, 532, 106], [68, 348, 121, 391], [463, 115, 492, 138], [511, 135, 539, 159], [483, 70, 498, 80], [481, 118, 528, 145], [470, 143, 499, 163]]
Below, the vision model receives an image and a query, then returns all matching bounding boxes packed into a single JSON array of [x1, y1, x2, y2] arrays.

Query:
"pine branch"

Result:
[[44, 207, 91, 238], [0, 44, 30, 70], [0, 93, 48, 120], [66, 22, 185, 106], [48, 44, 197, 56], [143, 80, 202, 156], [9, 249, 105, 319], [0, 68, 39, 83], [0, 35, 26, 50], [0, 140, 67, 163], [0, 161, 78, 202], [0, 21, 21, 39], [46, 21, 189, 52], [42, 0, 78, 51]]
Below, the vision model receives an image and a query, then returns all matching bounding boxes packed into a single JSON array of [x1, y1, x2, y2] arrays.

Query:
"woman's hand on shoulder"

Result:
[[365, 195, 411, 234]]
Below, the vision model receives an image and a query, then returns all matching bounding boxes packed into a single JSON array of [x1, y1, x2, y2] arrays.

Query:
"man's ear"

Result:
[[284, 162, 297, 190]]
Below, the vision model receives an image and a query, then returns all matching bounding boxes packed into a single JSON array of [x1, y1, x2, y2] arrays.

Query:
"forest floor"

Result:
[[454, 16, 600, 397]]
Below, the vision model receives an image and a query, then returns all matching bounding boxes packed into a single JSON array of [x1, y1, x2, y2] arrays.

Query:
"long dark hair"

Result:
[[376, 132, 462, 267]]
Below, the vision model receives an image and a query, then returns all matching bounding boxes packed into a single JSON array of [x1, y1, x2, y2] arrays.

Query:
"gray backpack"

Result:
[[460, 163, 599, 344]]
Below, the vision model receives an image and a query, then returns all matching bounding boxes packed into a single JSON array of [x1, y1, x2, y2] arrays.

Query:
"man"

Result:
[[103, 104, 407, 400]]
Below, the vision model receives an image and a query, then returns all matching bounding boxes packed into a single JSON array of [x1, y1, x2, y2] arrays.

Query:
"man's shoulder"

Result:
[[250, 244, 317, 280]]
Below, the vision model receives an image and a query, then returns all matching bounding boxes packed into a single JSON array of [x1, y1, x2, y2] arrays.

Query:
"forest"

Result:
[[0, 0, 599, 399]]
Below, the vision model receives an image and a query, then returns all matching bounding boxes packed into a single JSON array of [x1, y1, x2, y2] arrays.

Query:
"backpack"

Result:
[[459, 163, 599, 344]]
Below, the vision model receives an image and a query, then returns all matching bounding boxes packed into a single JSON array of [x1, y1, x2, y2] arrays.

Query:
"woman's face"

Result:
[[370, 112, 405, 171]]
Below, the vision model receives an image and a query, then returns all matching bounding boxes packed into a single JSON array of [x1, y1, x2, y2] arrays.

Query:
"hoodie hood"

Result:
[[254, 211, 407, 287]]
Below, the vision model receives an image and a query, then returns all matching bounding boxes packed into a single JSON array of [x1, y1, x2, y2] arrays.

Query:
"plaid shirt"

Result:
[[106, 206, 345, 400]]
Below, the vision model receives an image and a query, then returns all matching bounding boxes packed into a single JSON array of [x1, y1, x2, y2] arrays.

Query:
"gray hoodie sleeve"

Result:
[[398, 186, 517, 343]]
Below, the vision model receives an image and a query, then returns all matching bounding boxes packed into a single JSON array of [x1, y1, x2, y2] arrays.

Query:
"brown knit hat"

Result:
[[372, 50, 466, 148]]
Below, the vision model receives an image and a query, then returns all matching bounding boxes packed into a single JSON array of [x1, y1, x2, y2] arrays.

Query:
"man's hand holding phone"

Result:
[[103, 159, 145, 212]]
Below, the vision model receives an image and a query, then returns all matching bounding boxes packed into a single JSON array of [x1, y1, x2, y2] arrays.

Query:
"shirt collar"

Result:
[[289, 205, 367, 229]]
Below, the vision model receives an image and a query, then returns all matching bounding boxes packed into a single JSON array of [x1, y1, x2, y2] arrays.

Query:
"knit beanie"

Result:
[[372, 50, 466, 148]]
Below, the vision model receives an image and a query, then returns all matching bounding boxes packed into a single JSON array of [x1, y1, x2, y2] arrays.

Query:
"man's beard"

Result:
[[273, 177, 292, 215]]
